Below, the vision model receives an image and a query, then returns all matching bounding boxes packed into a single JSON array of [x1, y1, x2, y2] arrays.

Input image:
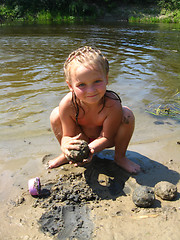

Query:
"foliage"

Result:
[[0, 0, 180, 23], [158, 0, 180, 10], [2, 0, 100, 17], [0, 4, 20, 21], [129, 8, 180, 23]]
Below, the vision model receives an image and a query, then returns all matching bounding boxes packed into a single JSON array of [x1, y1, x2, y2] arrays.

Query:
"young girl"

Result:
[[48, 46, 140, 173]]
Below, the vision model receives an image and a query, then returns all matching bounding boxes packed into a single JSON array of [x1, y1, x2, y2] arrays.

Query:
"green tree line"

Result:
[[0, 0, 180, 23]]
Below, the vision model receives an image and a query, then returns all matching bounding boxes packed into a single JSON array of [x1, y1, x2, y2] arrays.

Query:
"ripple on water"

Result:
[[0, 23, 179, 140]]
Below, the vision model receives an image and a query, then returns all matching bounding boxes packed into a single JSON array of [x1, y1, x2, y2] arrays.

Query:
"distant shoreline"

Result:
[[0, 5, 180, 25]]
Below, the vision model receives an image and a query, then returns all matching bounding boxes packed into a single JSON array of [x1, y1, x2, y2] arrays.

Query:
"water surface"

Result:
[[0, 22, 179, 172]]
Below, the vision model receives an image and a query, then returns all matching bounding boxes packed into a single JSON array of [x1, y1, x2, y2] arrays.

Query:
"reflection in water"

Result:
[[0, 23, 179, 139]]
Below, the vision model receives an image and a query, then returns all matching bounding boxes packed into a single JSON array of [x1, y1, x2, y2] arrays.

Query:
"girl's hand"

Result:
[[61, 134, 83, 159], [71, 147, 95, 167]]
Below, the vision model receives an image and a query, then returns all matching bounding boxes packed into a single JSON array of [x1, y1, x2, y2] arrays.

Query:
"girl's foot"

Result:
[[48, 154, 68, 169], [115, 156, 141, 174]]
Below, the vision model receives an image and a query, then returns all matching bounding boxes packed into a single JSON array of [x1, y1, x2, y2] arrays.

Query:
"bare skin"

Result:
[[48, 105, 140, 173], [48, 64, 140, 173]]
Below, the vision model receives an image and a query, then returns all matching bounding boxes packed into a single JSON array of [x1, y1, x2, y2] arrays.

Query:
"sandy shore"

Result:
[[0, 115, 180, 240]]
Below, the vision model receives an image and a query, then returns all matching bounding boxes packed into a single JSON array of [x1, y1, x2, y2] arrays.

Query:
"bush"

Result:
[[158, 0, 180, 10], [0, 4, 20, 21], [1, 0, 180, 23]]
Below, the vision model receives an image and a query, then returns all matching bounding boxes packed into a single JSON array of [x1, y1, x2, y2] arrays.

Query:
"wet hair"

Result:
[[64, 46, 121, 124], [64, 46, 109, 83]]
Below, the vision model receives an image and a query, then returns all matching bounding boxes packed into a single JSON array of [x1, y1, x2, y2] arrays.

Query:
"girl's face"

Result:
[[67, 63, 108, 105]]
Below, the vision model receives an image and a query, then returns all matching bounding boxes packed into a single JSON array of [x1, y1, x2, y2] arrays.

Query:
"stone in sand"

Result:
[[67, 140, 90, 163], [154, 181, 177, 200], [132, 186, 155, 207]]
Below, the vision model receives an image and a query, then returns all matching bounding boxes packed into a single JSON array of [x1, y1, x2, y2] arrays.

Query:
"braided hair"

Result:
[[64, 46, 109, 83]]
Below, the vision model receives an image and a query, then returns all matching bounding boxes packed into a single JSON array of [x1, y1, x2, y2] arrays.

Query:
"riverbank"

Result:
[[0, 126, 180, 239], [0, 4, 180, 24], [110, 6, 180, 23]]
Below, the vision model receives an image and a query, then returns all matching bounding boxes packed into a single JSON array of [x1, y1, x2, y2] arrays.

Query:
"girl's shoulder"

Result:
[[105, 90, 122, 107], [59, 92, 73, 110], [105, 90, 121, 101]]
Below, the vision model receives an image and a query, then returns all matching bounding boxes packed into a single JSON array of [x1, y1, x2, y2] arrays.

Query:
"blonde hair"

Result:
[[64, 46, 109, 82]]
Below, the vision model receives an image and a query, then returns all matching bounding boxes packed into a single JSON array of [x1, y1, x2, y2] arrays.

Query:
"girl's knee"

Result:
[[50, 107, 60, 125], [122, 106, 135, 125]]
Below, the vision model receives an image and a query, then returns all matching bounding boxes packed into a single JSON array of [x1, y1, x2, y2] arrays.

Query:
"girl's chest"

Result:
[[77, 110, 106, 127]]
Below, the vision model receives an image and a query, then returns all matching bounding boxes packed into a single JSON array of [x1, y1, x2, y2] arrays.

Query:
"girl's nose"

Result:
[[87, 85, 95, 93]]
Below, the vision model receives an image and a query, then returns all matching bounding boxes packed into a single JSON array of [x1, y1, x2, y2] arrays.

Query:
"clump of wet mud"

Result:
[[67, 140, 90, 162], [35, 172, 100, 208], [154, 181, 177, 200], [132, 186, 155, 207], [34, 156, 129, 239], [39, 205, 93, 239], [36, 172, 100, 239]]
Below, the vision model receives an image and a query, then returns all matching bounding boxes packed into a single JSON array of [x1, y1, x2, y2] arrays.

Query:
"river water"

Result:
[[0, 22, 180, 194]]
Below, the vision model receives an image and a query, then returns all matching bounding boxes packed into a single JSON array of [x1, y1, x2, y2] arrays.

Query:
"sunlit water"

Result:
[[0, 22, 180, 173]]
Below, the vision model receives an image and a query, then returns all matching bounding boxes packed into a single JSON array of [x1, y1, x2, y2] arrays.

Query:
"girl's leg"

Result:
[[114, 107, 140, 173], [48, 107, 68, 168]]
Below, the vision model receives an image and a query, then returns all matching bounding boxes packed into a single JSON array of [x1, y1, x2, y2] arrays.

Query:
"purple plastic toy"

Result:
[[28, 177, 41, 196]]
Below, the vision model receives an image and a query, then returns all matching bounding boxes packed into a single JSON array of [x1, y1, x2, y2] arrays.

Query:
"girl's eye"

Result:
[[78, 83, 86, 87], [95, 80, 102, 83]]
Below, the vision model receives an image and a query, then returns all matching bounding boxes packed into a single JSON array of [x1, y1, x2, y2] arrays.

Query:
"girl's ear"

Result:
[[66, 80, 73, 91]]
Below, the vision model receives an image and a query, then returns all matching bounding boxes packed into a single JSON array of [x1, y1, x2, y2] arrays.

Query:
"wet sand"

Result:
[[0, 114, 180, 240]]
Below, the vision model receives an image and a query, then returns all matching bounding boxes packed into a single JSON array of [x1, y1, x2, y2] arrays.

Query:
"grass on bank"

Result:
[[129, 8, 180, 23], [27, 11, 77, 24], [0, 6, 96, 24], [110, 5, 180, 23], [0, 4, 180, 24]]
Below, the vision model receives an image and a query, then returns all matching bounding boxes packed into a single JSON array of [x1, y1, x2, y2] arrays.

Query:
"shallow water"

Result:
[[0, 22, 180, 178]]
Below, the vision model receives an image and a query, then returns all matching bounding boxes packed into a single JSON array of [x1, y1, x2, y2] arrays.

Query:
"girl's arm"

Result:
[[59, 95, 82, 156]]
